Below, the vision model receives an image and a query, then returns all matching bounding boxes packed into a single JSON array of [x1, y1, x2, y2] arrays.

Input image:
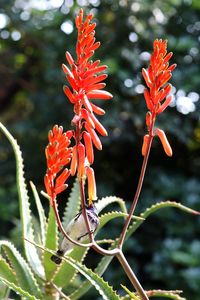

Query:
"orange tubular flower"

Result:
[[63, 9, 112, 165], [142, 39, 176, 156], [62, 9, 112, 205], [44, 125, 72, 204]]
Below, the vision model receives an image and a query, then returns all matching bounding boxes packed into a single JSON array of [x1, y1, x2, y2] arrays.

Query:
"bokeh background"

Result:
[[0, 0, 200, 299]]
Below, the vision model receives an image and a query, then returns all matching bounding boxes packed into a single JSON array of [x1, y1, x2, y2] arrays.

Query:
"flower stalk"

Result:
[[43, 11, 176, 300]]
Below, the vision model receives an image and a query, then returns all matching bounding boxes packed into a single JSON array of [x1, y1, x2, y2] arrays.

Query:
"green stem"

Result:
[[116, 251, 149, 300]]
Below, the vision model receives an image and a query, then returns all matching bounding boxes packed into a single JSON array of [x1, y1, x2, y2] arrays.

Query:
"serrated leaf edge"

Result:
[[96, 196, 127, 214], [0, 240, 43, 298], [0, 276, 39, 300], [0, 122, 44, 279]]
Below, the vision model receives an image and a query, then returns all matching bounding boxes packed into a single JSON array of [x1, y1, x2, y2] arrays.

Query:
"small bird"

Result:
[[51, 205, 99, 264]]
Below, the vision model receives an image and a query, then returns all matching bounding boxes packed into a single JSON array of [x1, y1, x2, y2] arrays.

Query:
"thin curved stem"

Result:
[[52, 199, 93, 248], [118, 117, 155, 249]]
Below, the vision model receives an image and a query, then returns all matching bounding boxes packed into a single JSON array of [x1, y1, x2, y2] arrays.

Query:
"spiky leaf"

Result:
[[30, 181, 47, 245], [98, 211, 143, 231], [62, 177, 81, 229], [29, 241, 121, 300], [0, 277, 38, 300], [146, 289, 186, 300], [96, 196, 127, 214], [121, 284, 140, 300], [0, 281, 10, 299], [127, 200, 200, 238], [52, 246, 88, 288], [0, 241, 42, 298], [0, 255, 17, 284], [0, 122, 44, 279], [43, 206, 58, 281]]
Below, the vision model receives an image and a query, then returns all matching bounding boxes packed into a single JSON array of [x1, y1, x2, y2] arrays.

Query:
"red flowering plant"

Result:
[[1, 8, 200, 300]]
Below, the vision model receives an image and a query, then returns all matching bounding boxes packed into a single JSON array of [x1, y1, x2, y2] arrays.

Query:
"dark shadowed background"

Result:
[[0, 0, 200, 299]]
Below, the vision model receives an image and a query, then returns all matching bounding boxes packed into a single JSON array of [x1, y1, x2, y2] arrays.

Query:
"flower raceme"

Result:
[[44, 10, 112, 205], [63, 9, 112, 204], [44, 125, 72, 205], [142, 39, 176, 157], [63, 9, 112, 154]]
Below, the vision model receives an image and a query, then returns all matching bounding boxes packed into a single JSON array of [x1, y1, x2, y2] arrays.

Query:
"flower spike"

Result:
[[63, 9, 112, 160], [142, 39, 176, 117], [44, 125, 72, 204], [142, 39, 176, 157]]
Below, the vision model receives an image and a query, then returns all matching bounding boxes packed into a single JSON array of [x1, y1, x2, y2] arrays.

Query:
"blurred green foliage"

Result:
[[0, 0, 200, 299]]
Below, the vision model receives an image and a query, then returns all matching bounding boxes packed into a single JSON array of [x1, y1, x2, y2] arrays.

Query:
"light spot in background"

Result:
[[15, 0, 64, 11], [124, 78, 133, 88], [50, 0, 63, 8], [139, 51, 151, 61], [119, 0, 127, 7], [188, 92, 199, 102], [11, 30, 21, 41], [184, 55, 193, 63], [88, 0, 100, 6], [170, 89, 200, 115], [131, 2, 140, 12], [77, 0, 88, 5], [189, 47, 199, 57], [153, 8, 166, 24], [0, 30, 10, 39], [65, 0, 74, 7], [135, 84, 144, 94], [20, 11, 30, 21], [61, 20, 74, 34], [176, 97, 195, 114], [0, 13, 9, 29], [129, 32, 138, 43]]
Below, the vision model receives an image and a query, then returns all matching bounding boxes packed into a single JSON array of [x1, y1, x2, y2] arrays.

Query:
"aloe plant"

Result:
[[0, 121, 198, 300], [0, 8, 199, 300]]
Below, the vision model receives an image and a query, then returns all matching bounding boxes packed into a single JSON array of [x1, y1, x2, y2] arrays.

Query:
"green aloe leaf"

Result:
[[0, 241, 42, 298], [127, 200, 200, 238], [29, 241, 121, 300], [96, 196, 127, 214], [43, 206, 58, 281], [0, 281, 10, 299], [52, 246, 88, 288], [0, 122, 44, 279], [62, 177, 81, 229], [69, 252, 115, 300], [0, 277, 38, 300], [0, 255, 17, 284], [146, 289, 186, 300], [121, 284, 140, 300], [98, 211, 143, 231], [30, 181, 47, 245]]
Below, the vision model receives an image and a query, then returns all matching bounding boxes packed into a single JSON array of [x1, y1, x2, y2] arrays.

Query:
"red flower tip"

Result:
[[142, 39, 176, 117], [44, 125, 72, 203]]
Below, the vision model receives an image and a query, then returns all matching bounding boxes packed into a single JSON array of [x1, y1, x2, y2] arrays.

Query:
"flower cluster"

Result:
[[44, 125, 72, 205], [62, 9, 112, 204], [142, 39, 176, 156], [44, 10, 112, 205]]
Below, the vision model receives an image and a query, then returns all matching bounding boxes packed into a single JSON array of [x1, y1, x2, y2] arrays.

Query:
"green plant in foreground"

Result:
[[0, 9, 199, 300]]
